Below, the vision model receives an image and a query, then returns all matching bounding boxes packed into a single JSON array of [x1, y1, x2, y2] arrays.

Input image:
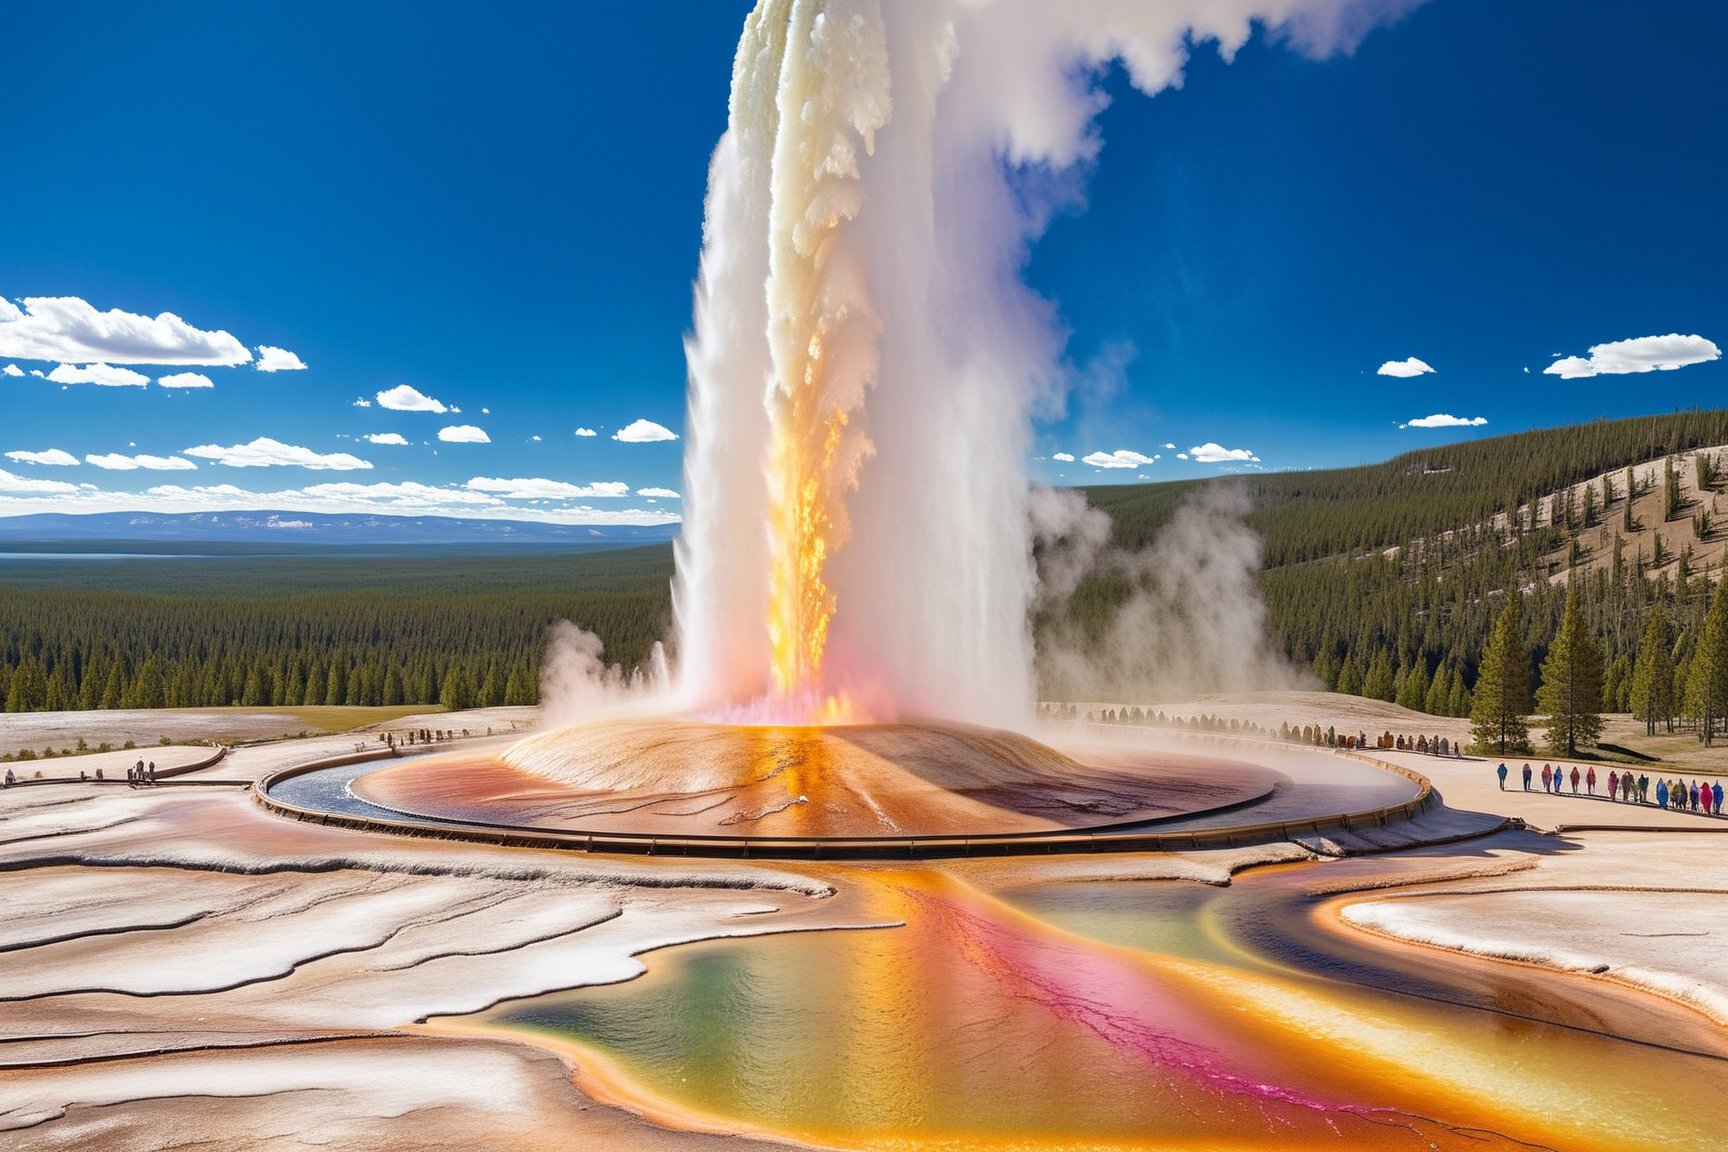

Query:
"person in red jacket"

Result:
[[1607, 770, 1619, 801], [1586, 765, 1597, 795], [1541, 763, 1552, 792], [1569, 765, 1581, 793]]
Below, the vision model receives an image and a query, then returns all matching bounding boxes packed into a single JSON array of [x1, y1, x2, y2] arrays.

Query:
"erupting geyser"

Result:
[[481, 0, 1411, 827]]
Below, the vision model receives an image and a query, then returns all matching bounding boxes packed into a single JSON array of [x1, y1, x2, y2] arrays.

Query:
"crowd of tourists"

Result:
[[1496, 759, 1725, 815]]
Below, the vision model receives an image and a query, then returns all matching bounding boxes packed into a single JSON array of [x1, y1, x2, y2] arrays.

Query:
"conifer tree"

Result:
[[1623, 466, 1637, 531], [1424, 663, 1451, 715], [1396, 659, 1429, 711], [1685, 582, 1728, 746], [1536, 586, 1603, 756], [1630, 603, 1675, 736], [1471, 596, 1532, 753], [1336, 653, 1362, 696], [1362, 648, 1396, 702]]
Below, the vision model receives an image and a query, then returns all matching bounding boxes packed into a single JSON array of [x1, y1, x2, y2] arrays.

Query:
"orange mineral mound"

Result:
[[351, 716, 1278, 839]]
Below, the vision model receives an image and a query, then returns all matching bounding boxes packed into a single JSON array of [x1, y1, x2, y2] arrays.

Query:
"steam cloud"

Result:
[[673, 0, 1415, 726], [538, 621, 670, 728], [1033, 486, 1305, 701]]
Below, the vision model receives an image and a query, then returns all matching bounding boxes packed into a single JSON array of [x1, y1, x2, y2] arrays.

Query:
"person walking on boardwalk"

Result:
[[1497, 762, 1508, 790], [1714, 782, 1724, 815], [1541, 764, 1552, 793], [1569, 766, 1581, 794], [1607, 770, 1619, 801], [1522, 763, 1533, 790], [1657, 779, 1669, 809], [1586, 766, 1597, 795]]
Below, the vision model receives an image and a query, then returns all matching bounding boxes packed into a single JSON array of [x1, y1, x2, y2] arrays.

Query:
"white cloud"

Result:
[[530, 434, 543, 442], [1399, 413, 1487, 430], [86, 453, 198, 471], [438, 425, 490, 444], [574, 427, 598, 438], [1377, 357, 1435, 378], [157, 371, 214, 389], [612, 418, 677, 443], [1051, 452, 1075, 463], [466, 476, 631, 500], [5, 448, 79, 467], [1544, 333, 1720, 379], [255, 345, 307, 372], [1083, 449, 1156, 469], [47, 363, 150, 387], [376, 384, 449, 413], [1162, 443, 1176, 450], [0, 296, 252, 366], [0, 476, 680, 526], [0, 467, 79, 494], [352, 397, 372, 408], [1188, 443, 1260, 463], [182, 437, 372, 470], [365, 432, 410, 446], [2, 364, 21, 377], [636, 486, 681, 499]]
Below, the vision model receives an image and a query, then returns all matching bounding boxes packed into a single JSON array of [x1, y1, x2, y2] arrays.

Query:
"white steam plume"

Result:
[[538, 621, 670, 728], [1034, 486, 1306, 701], [677, 0, 1418, 726]]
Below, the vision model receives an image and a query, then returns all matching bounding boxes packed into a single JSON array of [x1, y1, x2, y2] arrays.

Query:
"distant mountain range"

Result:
[[0, 511, 679, 547]]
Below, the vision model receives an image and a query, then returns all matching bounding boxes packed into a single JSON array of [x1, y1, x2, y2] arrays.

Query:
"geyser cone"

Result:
[[350, 716, 1280, 840]]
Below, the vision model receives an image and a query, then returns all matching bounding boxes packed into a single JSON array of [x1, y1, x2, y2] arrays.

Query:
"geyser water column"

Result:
[[676, 0, 1417, 726]]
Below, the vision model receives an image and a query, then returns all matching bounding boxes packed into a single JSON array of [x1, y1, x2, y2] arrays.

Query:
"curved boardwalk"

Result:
[[254, 739, 1491, 860]]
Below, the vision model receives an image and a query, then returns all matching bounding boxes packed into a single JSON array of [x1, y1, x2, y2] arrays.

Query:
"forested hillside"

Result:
[[0, 548, 672, 714], [5, 410, 1728, 750], [1078, 410, 1728, 748]]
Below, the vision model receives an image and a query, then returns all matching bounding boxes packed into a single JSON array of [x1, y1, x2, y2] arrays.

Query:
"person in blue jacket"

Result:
[[1656, 778, 1669, 809], [1497, 762, 1508, 790]]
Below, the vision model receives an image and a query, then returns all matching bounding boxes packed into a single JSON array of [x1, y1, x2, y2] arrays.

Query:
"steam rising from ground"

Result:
[[662, 0, 1417, 726], [1033, 486, 1307, 702], [537, 622, 668, 729]]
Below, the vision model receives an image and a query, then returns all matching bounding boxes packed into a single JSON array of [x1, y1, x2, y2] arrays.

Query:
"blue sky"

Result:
[[2, 0, 1722, 523]]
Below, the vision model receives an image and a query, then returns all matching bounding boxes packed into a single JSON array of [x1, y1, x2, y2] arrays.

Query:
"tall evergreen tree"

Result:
[[1685, 582, 1728, 746], [1471, 596, 1532, 754], [1536, 586, 1603, 756], [1362, 648, 1396, 702], [1396, 659, 1429, 711], [1630, 603, 1676, 736]]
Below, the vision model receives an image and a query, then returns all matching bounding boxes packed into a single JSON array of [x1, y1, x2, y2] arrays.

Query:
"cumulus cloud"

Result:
[[574, 427, 598, 437], [1051, 451, 1075, 462], [467, 476, 631, 500], [2, 364, 21, 377], [636, 486, 681, 499], [86, 453, 198, 471], [1162, 442, 1176, 450], [1377, 356, 1435, 378], [612, 418, 677, 443], [438, 425, 491, 444], [1544, 333, 1720, 379], [182, 437, 372, 470], [352, 397, 372, 408], [255, 345, 307, 372], [1399, 413, 1487, 429], [5, 448, 79, 467], [47, 363, 150, 387], [1188, 442, 1260, 464], [365, 432, 410, 445], [0, 467, 79, 495], [376, 384, 448, 412], [1083, 449, 1156, 469], [157, 371, 214, 389], [0, 296, 251, 366], [530, 434, 543, 442]]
